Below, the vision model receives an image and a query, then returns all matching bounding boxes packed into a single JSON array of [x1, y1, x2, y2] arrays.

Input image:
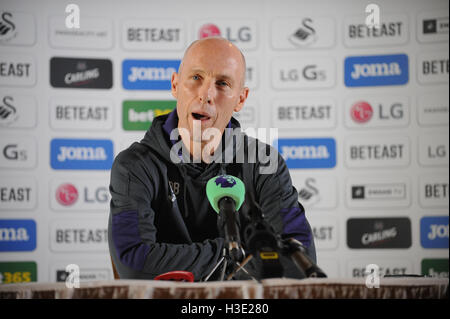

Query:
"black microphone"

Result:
[[283, 238, 327, 278], [243, 190, 284, 279], [206, 175, 246, 263]]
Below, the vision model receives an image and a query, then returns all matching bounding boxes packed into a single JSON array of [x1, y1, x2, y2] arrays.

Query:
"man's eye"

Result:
[[192, 75, 200, 80], [217, 81, 228, 87]]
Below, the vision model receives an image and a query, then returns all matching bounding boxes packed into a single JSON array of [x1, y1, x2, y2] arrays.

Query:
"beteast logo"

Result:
[[50, 98, 113, 131], [51, 220, 108, 252], [344, 54, 409, 87], [122, 59, 180, 90], [0, 53, 35, 87], [0, 219, 36, 252], [0, 176, 36, 211], [420, 216, 449, 249], [50, 138, 113, 170], [55, 183, 78, 206], [347, 217, 411, 249], [277, 138, 336, 169], [350, 261, 412, 278], [309, 217, 338, 250], [50, 57, 113, 89], [419, 174, 449, 208]]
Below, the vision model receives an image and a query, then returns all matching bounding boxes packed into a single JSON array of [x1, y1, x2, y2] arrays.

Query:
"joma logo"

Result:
[[351, 62, 401, 79], [0, 227, 29, 241]]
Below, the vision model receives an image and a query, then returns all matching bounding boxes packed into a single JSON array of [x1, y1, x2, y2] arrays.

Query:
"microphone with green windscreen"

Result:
[[206, 175, 245, 262]]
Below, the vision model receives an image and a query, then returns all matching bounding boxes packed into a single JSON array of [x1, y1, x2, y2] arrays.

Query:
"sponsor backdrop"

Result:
[[0, 0, 448, 284]]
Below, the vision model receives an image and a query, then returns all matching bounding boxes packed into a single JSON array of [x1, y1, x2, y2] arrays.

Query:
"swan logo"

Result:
[[0, 12, 16, 41], [289, 18, 317, 46]]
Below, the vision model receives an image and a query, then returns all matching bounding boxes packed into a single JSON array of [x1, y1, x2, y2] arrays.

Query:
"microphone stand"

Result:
[[236, 192, 327, 280], [204, 191, 327, 281]]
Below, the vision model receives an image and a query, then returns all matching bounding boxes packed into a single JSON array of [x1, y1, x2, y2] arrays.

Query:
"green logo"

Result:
[[123, 100, 176, 131], [0, 261, 37, 284], [421, 259, 448, 278]]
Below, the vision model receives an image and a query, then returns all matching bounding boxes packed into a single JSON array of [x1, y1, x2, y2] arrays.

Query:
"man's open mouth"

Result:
[[192, 112, 211, 121]]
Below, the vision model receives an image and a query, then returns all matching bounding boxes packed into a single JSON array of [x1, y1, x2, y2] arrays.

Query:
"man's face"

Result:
[[171, 39, 249, 144]]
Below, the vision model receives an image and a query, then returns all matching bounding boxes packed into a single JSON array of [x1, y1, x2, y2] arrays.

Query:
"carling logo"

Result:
[[50, 57, 113, 89], [0, 219, 36, 252], [276, 138, 336, 169], [122, 59, 180, 90], [347, 217, 411, 249], [420, 216, 449, 249], [344, 54, 409, 87], [50, 139, 113, 170]]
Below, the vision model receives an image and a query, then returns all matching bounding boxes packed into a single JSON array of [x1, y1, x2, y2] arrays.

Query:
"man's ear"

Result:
[[234, 87, 249, 112], [171, 72, 178, 99]]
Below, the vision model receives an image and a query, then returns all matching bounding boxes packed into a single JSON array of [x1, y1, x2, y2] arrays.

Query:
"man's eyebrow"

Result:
[[189, 69, 235, 83], [216, 74, 234, 83]]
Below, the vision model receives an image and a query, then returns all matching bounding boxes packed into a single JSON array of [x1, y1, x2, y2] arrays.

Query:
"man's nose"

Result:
[[199, 80, 215, 104]]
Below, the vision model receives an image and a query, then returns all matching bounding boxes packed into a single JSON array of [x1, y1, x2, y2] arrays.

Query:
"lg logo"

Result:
[[198, 23, 252, 42], [350, 101, 404, 124], [280, 65, 327, 82], [56, 184, 78, 206], [55, 183, 109, 206], [3, 144, 27, 161], [303, 65, 326, 81], [65, 4, 80, 29]]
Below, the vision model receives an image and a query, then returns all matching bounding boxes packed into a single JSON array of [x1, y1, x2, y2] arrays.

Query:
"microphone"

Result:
[[283, 238, 327, 278], [206, 175, 245, 263]]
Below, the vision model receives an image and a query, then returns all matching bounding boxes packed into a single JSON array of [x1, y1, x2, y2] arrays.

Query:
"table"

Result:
[[0, 277, 448, 299]]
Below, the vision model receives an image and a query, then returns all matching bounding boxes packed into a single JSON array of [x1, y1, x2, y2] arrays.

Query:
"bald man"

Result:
[[108, 37, 316, 281]]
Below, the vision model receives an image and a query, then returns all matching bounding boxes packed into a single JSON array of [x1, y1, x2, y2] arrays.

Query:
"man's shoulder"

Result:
[[113, 141, 162, 172]]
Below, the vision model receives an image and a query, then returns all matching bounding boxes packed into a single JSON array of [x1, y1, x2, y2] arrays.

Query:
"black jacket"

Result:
[[108, 110, 316, 281]]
